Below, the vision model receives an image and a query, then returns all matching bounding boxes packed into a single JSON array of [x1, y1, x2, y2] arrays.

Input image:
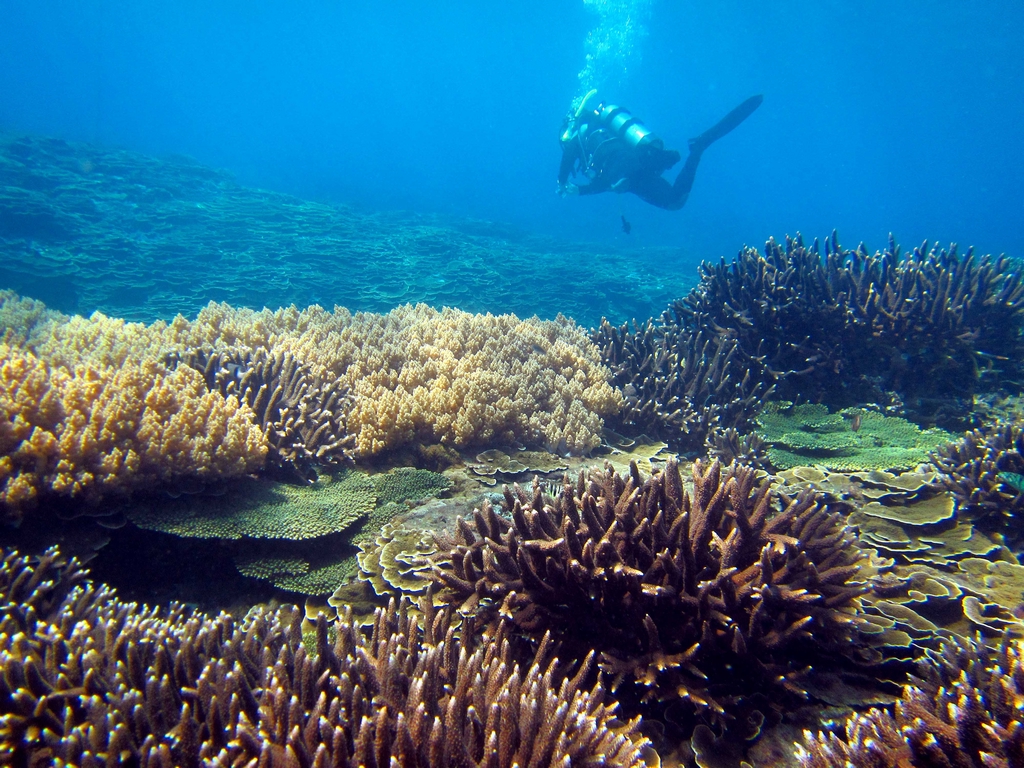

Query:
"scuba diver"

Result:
[[557, 90, 763, 210]]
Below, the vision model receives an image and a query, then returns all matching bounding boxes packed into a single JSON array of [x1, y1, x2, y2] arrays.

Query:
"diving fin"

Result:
[[689, 94, 763, 153]]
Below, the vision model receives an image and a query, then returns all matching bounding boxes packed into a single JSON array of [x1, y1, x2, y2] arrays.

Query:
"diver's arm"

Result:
[[557, 148, 576, 187]]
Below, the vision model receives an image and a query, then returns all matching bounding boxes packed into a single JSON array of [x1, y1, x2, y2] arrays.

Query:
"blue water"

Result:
[[1, 0, 1022, 298]]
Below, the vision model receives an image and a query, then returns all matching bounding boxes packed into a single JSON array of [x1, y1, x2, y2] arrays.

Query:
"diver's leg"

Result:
[[629, 151, 701, 210], [630, 174, 678, 210], [689, 94, 763, 153], [665, 149, 703, 210], [651, 94, 763, 211]]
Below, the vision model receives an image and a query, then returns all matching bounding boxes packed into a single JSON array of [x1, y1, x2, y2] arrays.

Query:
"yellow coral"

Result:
[[17, 298, 622, 460], [0, 344, 267, 518]]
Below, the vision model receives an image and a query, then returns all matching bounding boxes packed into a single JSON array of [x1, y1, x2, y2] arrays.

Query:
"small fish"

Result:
[[850, 413, 862, 432], [621, 215, 631, 234]]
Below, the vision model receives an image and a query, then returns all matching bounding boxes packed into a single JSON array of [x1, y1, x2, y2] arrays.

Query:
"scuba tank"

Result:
[[597, 103, 664, 150], [561, 90, 672, 183]]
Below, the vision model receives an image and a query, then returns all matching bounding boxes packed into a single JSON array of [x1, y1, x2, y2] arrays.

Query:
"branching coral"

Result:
[[179, 347, 354, 478], [0, 344, 266, 518], [797, 635, 1024, 767], [933, 419, 1024, 532], [0, 289, 63, 347], [593, 319, 766, 452], [432, 457, 874, 732], [0, 546, 651, 767], [324, 304, 621, 456], [674, 232, 1024, 425]]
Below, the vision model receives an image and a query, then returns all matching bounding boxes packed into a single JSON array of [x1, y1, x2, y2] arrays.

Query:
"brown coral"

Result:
[[0, 343, 266, 518], [797, 635, 1024, 767], [0, 546, 651, 767], [593, 319, 766, 452], [933, 419, 1024, 532], [672, 232, 1024, 426], [179, 347, 354, 479], [432, 457, 874, 733]]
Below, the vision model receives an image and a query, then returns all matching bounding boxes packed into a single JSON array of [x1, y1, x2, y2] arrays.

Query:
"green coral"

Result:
[[273, 558, 359, 595], [235, 556, 309, 580], [234, 553, 359, 595], [756, 402, 953, 472], [128, 470, 376, 540], [369, 467, 451, 506]]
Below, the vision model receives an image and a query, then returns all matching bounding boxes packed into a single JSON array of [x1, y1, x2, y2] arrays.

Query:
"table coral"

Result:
[[0, 546, 651, 767], [755, 401, 953, 472], [0, 344, 266, 519], [370, 465, 451, 505], [127, 470, 375, 540]]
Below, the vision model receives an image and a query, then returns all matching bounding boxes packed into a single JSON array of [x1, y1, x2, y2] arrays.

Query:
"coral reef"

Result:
[[755, 402, 953, 472], [179, 348, 354, 479], [0, 133, 692, 328], [311, 304, 622, 456], [0, 343, 266, 518], [356, 522, 442, 601], [797, 635, 1024, 767], [592, 232, 1024, 447], [433, 457, 876, 734], [593, 319, 766, 452], [933, 419, 1024, 532], [0, 546, 650, 767], [674, 232, 1024, 425]]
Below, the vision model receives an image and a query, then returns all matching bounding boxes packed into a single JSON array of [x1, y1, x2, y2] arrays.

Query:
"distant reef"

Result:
[[0, 132, 693, 328]]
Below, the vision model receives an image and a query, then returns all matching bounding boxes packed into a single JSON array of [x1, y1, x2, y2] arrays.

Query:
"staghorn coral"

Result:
[[675, 232, 1024, 425], [0, 343, 266, 518], [179, 347, 355, 479], [933, 418, 1024, 532], [593, 318, 766, 453], [797, 635, 1024, 767], [0, 546, 651, 767], [433, 457, 875, 733]]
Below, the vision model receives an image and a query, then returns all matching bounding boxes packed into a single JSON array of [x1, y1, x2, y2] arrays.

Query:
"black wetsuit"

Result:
[[558, 94, 763, 211]]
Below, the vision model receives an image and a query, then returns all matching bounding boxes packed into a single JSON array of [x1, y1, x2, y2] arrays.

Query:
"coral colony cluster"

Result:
[[5, 146, 1024, 766]]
